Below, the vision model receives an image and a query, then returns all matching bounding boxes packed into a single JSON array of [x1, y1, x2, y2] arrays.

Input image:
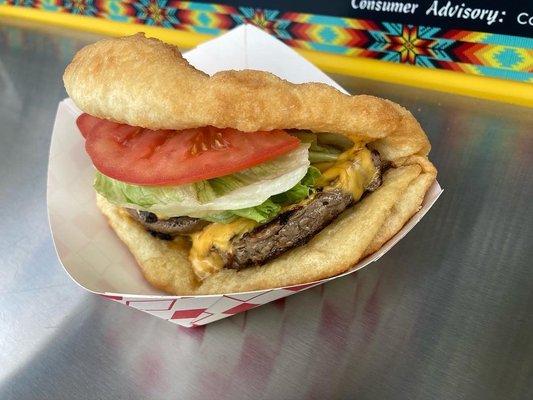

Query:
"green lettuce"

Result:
[[289, 132, 344, 164], [94, 144, 310, 218], [202, 199, 281, 224], [95, 166, 322, 224], [187, 167, 321, 224], [271, 166, 321, 205]]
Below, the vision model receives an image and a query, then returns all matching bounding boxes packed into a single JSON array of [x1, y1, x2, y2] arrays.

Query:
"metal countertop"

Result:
[[1, 20, 532, 400]]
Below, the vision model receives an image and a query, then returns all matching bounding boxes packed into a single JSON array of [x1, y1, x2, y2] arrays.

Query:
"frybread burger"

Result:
[[63, 33, 437, 295]]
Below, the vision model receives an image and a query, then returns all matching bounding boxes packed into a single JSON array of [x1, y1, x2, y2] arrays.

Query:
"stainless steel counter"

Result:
[[1, 20, 532, 400]]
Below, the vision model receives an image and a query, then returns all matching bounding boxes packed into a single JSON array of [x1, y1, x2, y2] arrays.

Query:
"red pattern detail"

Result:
[[223, 302, 258, 314], [356, 49, 384, 59], [101, 294, 123, 300], [435, 60, 467, 72], [167, 299, 177, 309], [279, 12, 379, 31], [279, 11, 299, 20], [171, 308, 206, 319], [287, 21, 309, 40], [352, 18, 381, 31], [452, 42, 487, 65], [238, 9, 279, 33], [345, 28, 371, 48], [385, 25, 435, 64], [177, 9, 193, 24], [287, 22, 370, 48], [178, 9, 234, 30], [440, 29, 471, 40], [190, 312, 214, 326]]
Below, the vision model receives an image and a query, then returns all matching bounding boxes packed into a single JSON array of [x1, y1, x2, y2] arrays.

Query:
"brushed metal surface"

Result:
[[0, 20, 532, 400]]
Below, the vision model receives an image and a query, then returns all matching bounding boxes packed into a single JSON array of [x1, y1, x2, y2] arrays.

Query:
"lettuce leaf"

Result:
[[94, 144, 310, 218], [289, 132, 344, 164], [94, 144, 323, 224], [231, 199, 281, 222], [198, 167, 321, 223], [271, 166, 321, 205]]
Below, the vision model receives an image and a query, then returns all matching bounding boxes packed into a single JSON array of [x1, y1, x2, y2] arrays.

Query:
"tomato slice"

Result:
[[76, 113, 105, 139], [77, 114, 300, 186]]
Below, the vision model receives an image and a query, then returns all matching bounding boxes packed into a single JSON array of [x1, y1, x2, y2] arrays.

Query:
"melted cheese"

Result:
[[188, 219, 256, 279], [318, 146, 378, 201], [188, 145, 378, 280]]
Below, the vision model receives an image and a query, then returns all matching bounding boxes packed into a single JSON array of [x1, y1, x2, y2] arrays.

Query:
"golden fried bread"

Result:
[[65, 33, 437, 294], [64, 33, 430, 163]]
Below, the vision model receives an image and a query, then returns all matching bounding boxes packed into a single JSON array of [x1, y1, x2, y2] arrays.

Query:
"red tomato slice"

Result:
[[77, 114, 300, 186], [76, 113, 105, 139]]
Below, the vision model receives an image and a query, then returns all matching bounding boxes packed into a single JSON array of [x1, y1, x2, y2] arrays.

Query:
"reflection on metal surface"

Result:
[[0, 20, 532, 400]]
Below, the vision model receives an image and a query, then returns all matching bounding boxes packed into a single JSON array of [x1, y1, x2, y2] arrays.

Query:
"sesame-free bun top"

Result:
[[63, 33, 431, 164]]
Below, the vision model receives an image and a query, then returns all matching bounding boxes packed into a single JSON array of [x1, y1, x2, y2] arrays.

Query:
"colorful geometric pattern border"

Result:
[[1, 0, 532, 82]]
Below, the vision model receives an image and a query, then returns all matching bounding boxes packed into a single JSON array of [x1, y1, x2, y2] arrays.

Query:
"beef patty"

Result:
[[221, 150, 383, 269], [129, 150, 384, 269], [127, 209, 208, 237], [220, 189, 353, 269]]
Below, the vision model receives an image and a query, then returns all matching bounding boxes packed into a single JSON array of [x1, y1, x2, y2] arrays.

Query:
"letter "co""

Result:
[[517, 12, 533, 25]]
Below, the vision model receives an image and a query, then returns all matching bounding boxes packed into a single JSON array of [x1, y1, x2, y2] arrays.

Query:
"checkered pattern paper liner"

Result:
[[47, 25, 442, 327], [101, 284, 321, 327]]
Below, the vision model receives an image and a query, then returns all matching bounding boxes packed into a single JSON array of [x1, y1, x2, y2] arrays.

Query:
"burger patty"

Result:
[[221, 151, 383, 269], [129, 150, 384, 269], [127, 209, 209, 237], [220, 189, 353, 269]]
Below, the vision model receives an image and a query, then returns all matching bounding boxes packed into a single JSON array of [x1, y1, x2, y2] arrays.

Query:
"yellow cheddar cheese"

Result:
[[318, 146, 378, 201], [188, 145, 378, 280], [189, 218, 256, 279]]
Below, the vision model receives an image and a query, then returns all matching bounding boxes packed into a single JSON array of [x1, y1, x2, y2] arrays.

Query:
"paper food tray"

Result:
[[47, 25, 442, 327]]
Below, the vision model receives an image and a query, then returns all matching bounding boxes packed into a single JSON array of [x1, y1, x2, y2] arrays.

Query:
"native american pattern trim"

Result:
[[2, 0, 532, 82]]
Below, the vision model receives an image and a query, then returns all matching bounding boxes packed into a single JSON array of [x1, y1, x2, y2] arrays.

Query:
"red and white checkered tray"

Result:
[[47, 25, 442, 327]]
